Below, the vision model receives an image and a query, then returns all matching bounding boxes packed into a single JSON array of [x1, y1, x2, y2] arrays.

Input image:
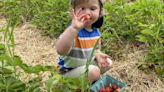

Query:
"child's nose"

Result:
[[85, 9, 91, 15]]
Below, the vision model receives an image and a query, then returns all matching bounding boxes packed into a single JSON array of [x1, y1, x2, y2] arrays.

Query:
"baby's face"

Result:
[[74, 0, 101, 28]]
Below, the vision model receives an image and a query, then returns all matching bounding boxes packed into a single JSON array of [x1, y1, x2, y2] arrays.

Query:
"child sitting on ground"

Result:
[[56, 0, 112, 83]]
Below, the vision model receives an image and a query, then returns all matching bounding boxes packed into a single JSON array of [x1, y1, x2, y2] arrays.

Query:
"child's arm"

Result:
[[56, 26, 79, 55], [56, 8, 89, 55]]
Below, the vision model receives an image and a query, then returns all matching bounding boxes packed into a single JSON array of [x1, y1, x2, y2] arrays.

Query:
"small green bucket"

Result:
[[91, 75, 127, 92]]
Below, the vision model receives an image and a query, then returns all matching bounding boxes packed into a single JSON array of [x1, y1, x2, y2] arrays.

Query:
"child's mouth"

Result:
[[85, 21, 91, 24], [81, 14, 92, 26]]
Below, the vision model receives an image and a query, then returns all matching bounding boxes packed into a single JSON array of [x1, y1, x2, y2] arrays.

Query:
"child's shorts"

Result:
[[61, 64, 110, 78]]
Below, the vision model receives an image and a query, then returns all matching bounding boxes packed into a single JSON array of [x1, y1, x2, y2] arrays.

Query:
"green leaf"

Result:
[[3, 76, 25, 92], [0, 44, 5, 54], [138, 22, 148, 27], [10, 80, 25, 89], [136, 35, 148, 43], [155, 66, 164, 76], [33, 88, 40, 92], [13, 55, 23, 66], [141, 29, 155, 37], [66, 83, 78, 90], [158, 38, 164, 44], [28, 82, 40, 92], [46, 74, 61, 91], [0, 67, 13, 74], [43, 65, 54, 71], [0, 54, 12, 62]]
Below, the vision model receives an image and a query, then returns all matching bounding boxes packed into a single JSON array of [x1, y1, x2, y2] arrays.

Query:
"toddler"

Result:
[[56, 0, 112, 83]]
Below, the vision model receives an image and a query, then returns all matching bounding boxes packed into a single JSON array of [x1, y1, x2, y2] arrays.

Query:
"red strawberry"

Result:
[[82, 14, 90, 21], [99, 88, 105, 92], [112, 84, 118, 90], [106, 86, 113, 92], [115, 88, 121, 92]]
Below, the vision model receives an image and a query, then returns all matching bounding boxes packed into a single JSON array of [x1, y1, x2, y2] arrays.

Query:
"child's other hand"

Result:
[[95, 53, 112, 68], [71, 8, 90, 30]]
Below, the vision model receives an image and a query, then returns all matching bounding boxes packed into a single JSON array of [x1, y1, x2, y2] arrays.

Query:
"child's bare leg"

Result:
[[88, 65, 100, 82]]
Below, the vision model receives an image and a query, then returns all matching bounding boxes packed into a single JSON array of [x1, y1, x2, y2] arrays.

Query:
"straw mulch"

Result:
[[13, 23, 60, 92]]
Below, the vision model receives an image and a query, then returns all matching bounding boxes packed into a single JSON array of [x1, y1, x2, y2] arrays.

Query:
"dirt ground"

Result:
[[1, 18, 164, 92]]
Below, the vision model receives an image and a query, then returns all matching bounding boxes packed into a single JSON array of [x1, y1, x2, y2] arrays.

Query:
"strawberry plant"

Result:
[[0, 75, 26, 92], [0, 5, 60, 91], [31, 0, 70, 37], [2, 0, 70, 37], [102, 0, 164, 77]]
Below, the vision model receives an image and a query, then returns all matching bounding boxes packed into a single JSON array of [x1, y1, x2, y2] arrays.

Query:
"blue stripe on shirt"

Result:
[[78, 28, 101, 38]]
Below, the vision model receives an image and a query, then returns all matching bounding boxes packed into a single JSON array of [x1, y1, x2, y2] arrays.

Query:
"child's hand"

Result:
[[95, 53, 112, 68], [70, 8, 91, 30]]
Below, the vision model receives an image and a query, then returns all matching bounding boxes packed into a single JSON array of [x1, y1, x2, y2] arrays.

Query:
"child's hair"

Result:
[[70, 0, 104, 28]]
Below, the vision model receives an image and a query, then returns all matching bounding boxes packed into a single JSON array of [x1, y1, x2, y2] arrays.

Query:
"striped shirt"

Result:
[[58, 28, 101, 71]]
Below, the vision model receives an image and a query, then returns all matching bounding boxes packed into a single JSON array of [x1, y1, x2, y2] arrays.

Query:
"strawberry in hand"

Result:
[[80, 14, 91, 27], [71, 8, 92, 30], [81, 14, 90, 21]]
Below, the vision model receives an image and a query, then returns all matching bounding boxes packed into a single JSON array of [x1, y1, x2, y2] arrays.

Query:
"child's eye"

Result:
[[81, 7, 85, 10], [90, 7, 97, 11], [91, 8, 96, 11]]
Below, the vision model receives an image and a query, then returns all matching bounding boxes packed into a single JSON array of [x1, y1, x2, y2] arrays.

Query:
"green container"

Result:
[[91, 75, 127, 92]]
